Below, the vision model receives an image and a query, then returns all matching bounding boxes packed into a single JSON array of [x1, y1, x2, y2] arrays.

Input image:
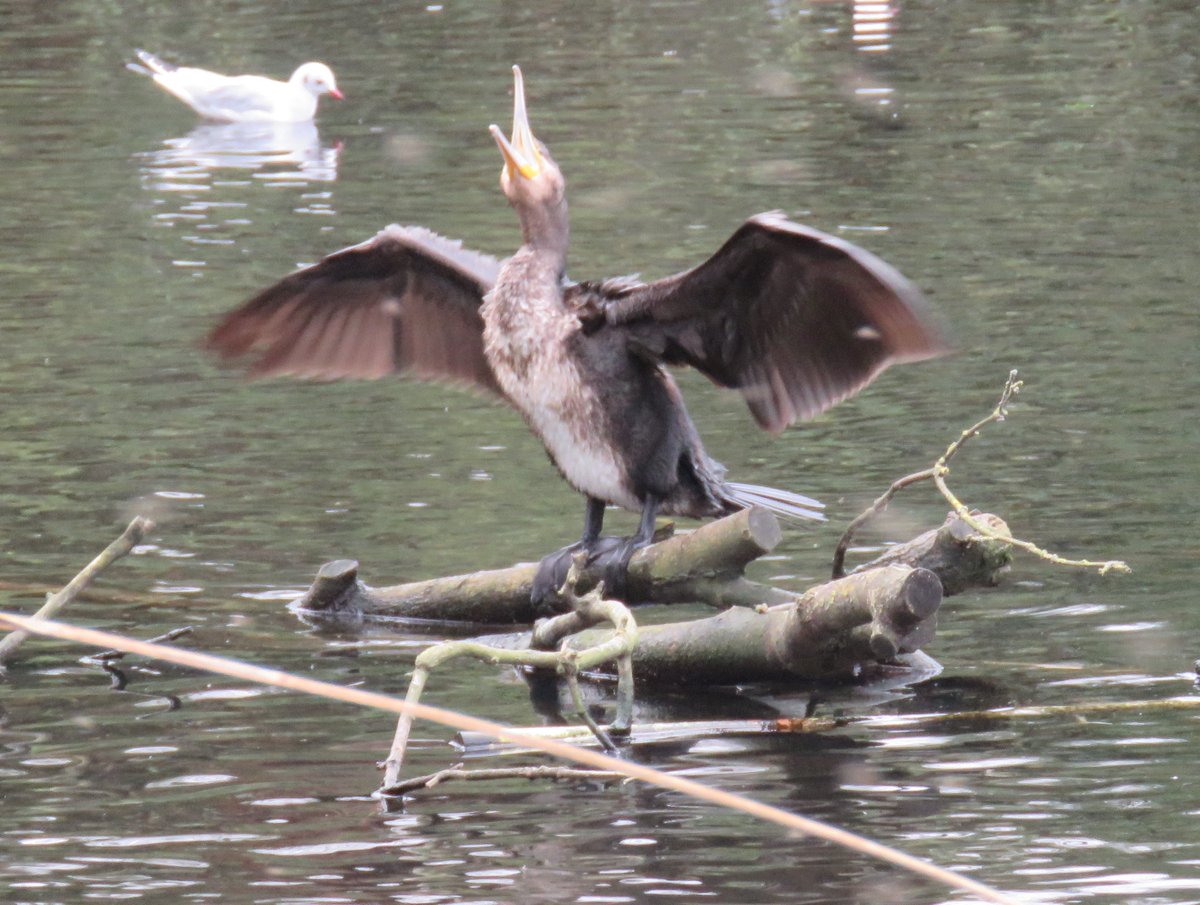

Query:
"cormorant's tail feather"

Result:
[[725, 481, 825, 523]]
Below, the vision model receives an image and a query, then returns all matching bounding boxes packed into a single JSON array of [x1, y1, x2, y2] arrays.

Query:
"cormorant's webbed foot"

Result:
[[530, 495, 661, 612], [532, 497, 607, 612], [531, 540, 587, 613], [530, 536, 646, 613], [583, 535, 644, 601]]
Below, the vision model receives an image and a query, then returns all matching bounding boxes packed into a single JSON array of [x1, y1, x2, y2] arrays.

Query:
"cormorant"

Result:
[[207, 65, 946, 601]]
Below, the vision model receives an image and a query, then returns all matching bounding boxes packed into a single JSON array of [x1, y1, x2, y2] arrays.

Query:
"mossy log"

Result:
[[850, 511, 1013, 595], [291, 507, 794, 624], [291, 508, 1010, 625], [288, 508, 1012, 683], [474, 564, 941, 684]]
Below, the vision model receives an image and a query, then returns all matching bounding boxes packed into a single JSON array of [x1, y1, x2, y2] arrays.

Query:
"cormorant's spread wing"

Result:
[[206, 225, 504, 395], [593, 212, 948, 433]]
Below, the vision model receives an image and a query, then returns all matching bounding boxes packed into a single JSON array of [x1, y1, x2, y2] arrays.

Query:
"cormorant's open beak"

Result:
[[489, 65, 543, 181]]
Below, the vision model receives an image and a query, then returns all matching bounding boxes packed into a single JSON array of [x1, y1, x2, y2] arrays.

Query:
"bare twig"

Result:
[[0, 613, 1022, 905], [83, 626, 194, 664], [832, 468, 939, 579], [457, 715, 850, 751], [381, 763, 627, 795], [563, 661, 620, 753], [380, 568, 637, 789], [834, 370, 1129, 578], [0, 516, 153, 668], [929, 470, 1127, 574], [834, 373, 1020, 578]]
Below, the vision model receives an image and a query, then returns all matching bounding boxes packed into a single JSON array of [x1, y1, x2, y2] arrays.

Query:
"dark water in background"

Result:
[[1, 1, 1198, 902]]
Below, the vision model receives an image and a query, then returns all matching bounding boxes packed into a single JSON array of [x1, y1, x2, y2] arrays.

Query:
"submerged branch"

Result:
[[459, 689, 1200, 753], [385, 763, 628, 795], [0, 516, 153, 668], [864, 694, 1200, 728], [83, 626, 194, 664]]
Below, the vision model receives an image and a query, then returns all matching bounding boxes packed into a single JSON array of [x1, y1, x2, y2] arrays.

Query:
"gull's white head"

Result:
[[292, 62, 343, 100]]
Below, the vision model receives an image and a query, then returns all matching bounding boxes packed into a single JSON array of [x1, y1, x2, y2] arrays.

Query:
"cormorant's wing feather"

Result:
[[206, 225, 505, 395], [593, 212, 948, 433]]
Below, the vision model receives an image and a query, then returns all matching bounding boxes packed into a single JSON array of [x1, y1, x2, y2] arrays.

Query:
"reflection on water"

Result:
[[132, 120, 341, 269], [136, 120, 340, 187], [845, 0, 901, 124], [852, 0, 897, 53]]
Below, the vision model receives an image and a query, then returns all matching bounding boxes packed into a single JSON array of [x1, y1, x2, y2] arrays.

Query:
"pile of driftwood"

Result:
[[288, 504, 1013, 797], [292, 376, 1041, 689], [293, 507, 1012, 685]]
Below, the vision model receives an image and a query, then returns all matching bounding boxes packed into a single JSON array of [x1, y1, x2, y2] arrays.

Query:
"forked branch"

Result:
[[379, 563, 638, 794], [833, 370, 1130, 579]]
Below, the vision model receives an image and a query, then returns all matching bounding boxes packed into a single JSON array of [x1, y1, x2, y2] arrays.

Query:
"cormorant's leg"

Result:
[[632, 495, 660, 546], [589, 494, 661, 601], [532, 497, 608, 610], [581, 496, 606, 546]]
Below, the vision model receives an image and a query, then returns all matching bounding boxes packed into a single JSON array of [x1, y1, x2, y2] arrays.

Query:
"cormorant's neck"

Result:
[[515, 196, 570, 268]]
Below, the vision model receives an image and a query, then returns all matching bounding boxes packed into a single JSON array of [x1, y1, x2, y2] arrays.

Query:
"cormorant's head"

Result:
[[489, 66, 565, 211]]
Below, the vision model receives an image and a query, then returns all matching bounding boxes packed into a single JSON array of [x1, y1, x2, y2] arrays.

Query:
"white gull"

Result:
[[128, 50, 342, 123]]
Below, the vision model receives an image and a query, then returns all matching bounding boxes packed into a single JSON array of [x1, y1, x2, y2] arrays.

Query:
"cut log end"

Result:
[[901, 568, 942, 620], [869, 631, 898, 661], [318, 559, 360, 583], [745, 506, 783, 551], [296, 559, 362, 612]]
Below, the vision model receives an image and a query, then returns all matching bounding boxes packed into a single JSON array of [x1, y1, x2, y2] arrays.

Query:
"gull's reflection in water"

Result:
[[136, 121, 342, 269], [141, 120, 340, 185]]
